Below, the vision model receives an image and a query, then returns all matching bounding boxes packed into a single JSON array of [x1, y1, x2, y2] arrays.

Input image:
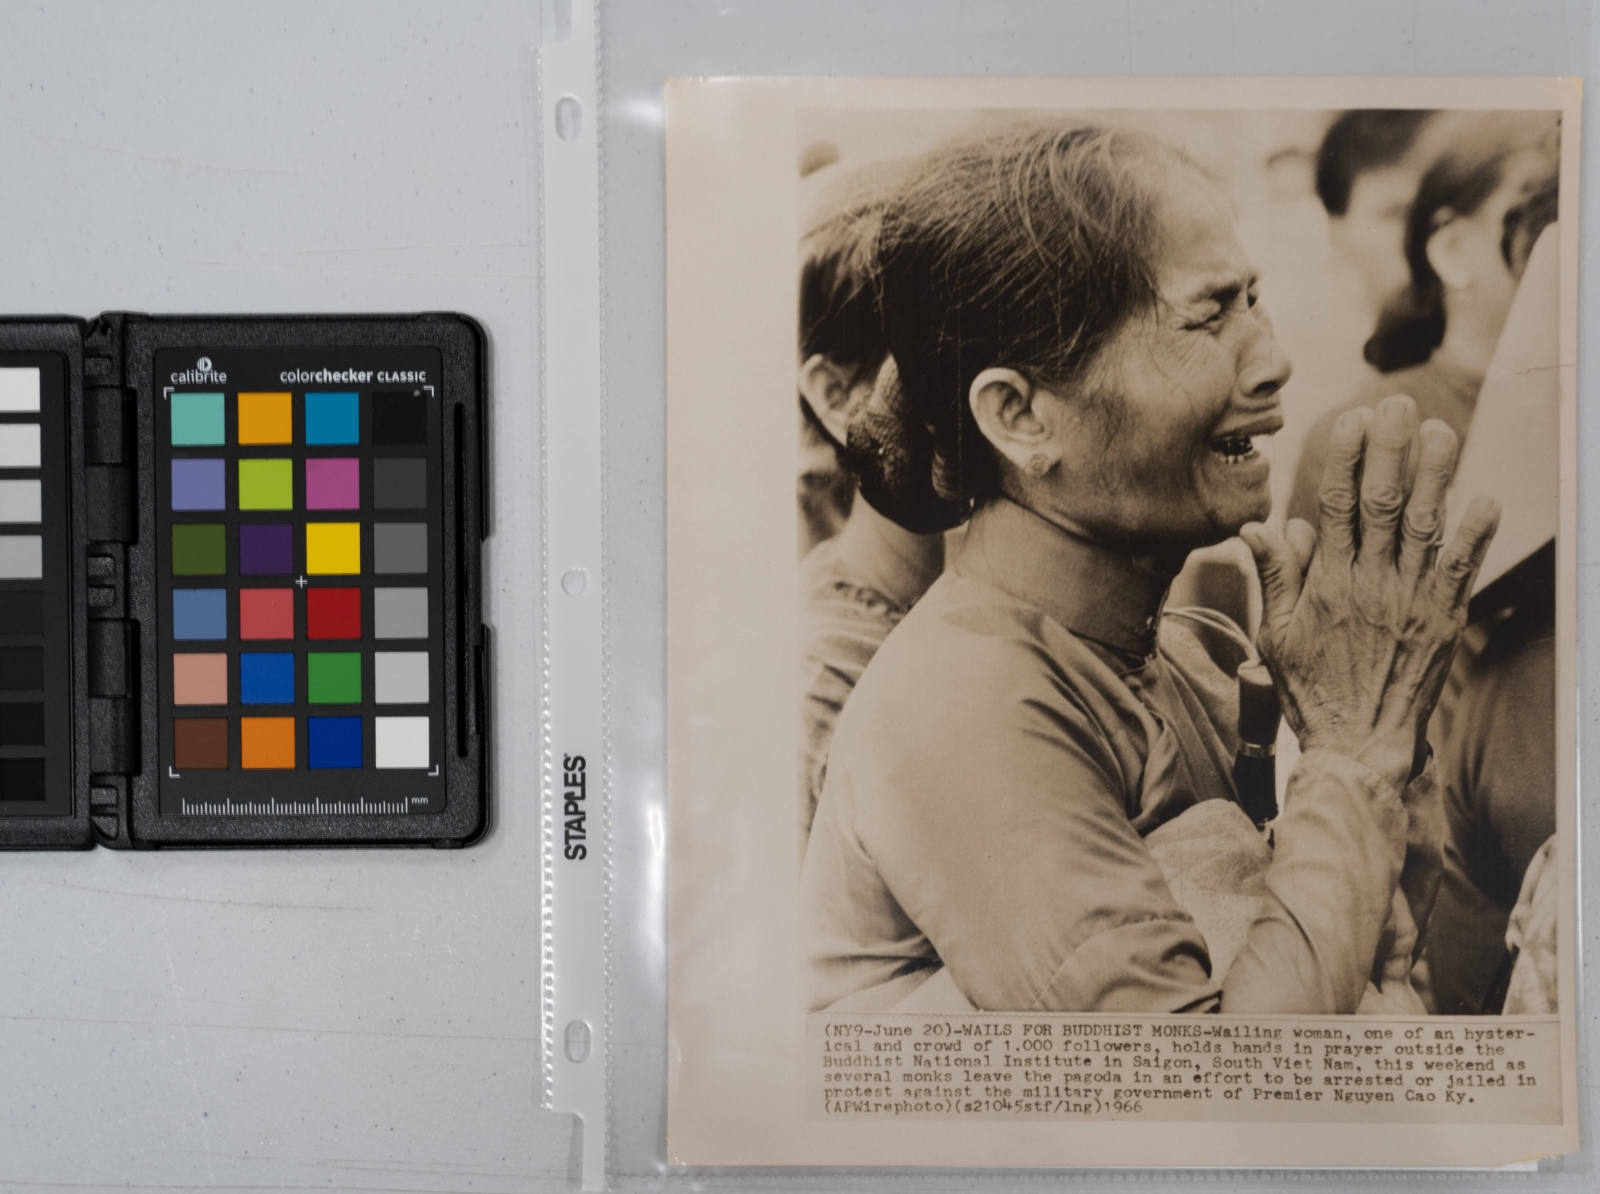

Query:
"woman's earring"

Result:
[[1025, 453, 1052, 479]]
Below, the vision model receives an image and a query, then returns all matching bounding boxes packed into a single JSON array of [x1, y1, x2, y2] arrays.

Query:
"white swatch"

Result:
[[0, 368, 40, 413], [374, 716, 430, 769], [0, 425, 41, 468]]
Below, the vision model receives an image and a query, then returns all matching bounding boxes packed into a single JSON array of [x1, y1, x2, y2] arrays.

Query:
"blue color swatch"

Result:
[[171, 458, 226, 510], [240, 652, 295, 705], [172, 589, 227, 640], [304, 392, 360, 445], [308, 716, 363, 769]]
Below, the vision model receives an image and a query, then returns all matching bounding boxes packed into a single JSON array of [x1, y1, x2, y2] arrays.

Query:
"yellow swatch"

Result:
[[306, 522, 361, 574]]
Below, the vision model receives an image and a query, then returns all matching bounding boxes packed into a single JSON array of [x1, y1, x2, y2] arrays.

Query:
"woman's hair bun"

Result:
[[1364, 282, 1446, 373], [843, 357, 971, 534]]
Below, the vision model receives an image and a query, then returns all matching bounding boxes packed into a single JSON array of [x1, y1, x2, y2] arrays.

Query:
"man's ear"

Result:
[[1425, 209, 1472, 290], [969, 367, 1061, 476], [798, 354, 861, 445]]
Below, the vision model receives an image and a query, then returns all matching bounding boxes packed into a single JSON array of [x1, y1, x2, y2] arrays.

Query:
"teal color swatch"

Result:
[[171, 393, 226, 446]]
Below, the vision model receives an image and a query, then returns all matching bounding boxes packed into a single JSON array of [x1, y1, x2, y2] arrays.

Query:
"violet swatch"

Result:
[[171, 459, 226, 511], [239, 523, 294, 575]]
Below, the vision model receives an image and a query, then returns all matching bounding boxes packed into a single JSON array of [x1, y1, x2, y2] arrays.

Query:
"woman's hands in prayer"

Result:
[[1240, 394, 1500, 790]]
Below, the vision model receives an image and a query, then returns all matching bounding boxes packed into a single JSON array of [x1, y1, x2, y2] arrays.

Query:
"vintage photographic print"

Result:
[[668, 76, 1579, 1170]]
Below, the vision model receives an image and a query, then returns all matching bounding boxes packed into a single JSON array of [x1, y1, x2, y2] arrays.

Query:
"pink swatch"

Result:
[[305, 458, 360, 510]]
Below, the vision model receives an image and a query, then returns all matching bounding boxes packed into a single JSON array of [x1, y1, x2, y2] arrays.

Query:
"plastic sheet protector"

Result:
[[537, 2, 1598, 1188]]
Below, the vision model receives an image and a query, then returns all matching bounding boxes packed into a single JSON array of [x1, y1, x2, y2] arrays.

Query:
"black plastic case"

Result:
[[0, 313, 490, 848]]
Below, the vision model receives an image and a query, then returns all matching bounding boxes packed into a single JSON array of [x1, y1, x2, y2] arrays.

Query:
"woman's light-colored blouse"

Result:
[[804, 498, 1421, 1014]]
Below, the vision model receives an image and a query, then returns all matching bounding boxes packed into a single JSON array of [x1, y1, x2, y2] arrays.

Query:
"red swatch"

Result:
[[307, 587, 362, 640], [239, 588, 294, 640]]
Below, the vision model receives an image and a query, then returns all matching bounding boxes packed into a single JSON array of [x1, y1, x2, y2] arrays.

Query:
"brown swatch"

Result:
[[173, 717, 228, 770]]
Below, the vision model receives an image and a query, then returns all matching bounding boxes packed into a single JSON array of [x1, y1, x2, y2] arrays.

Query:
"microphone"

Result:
[[1234, 660, 1281, 830]]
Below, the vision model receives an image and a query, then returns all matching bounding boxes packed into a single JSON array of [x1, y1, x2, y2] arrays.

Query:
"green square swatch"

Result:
[[238, 459, 293, 510], [307, 652, 362, 704], [171, 393, 225, 446], [171, 523, 226, 575]]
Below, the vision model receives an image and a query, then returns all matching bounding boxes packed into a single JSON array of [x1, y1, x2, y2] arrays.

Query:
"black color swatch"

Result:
[[0, 701, 45, 745], [0, 758, 45, 801], [0, 592, 43, 634], [371, 391, 429, 445], [0, 646, 44, 691]]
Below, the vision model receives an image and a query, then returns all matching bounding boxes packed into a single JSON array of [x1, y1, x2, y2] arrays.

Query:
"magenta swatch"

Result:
[[305, 458, 360, 510]]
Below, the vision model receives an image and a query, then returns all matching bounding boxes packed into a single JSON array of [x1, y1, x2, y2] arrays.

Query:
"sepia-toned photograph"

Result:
[[667, 76, 1580, 1170], [796, 104, 1561, 1019]]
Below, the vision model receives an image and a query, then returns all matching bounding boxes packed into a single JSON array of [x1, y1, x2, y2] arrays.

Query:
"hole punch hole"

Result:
[[555, 95, 583, 142], [564, 1019, 591, 1064], [561, 568, 587, 596]]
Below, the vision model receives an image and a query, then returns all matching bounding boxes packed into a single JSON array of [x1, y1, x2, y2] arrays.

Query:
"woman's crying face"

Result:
[[1051, 182, 1293, 551]]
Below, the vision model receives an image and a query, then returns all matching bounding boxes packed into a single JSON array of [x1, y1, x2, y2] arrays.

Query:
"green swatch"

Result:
[[307, 652, 362, 704], [171, 523, 226, 576]]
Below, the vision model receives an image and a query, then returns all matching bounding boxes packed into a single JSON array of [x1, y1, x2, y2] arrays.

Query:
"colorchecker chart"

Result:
[[156, 347, 448, 816]]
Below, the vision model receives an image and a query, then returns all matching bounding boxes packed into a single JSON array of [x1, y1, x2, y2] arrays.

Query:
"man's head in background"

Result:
[[795, 150, 895, 553], [1316, 109, 1437, 317], [798, 195, 888, 452], [793, 158, 896, 451]]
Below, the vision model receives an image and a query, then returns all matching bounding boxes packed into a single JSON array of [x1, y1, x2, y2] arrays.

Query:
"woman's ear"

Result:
[[969, 367, 1061, 477], [798, 354, 861, 445], [1425, 209, 1472, 290]]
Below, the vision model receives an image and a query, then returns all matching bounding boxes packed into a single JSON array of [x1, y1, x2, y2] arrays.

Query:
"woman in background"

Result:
[[803, 123, 1500, 1014], [1287, 112, 1559, 524], [1289, 113, 1562, 1014]]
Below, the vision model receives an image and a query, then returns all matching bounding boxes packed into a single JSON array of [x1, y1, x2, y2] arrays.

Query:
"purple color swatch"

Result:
[[306, 458, 360, 510], [171, 459, 225, 511], [239, 523, 294, 575]]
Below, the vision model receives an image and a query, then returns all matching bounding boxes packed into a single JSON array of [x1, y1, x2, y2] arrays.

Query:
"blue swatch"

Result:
[[171, 458, 226, 511], [240, 652, 295, 705], [172, 589, 227, 640], [304, 393, 360, 445], [308, 716, 363, 769]]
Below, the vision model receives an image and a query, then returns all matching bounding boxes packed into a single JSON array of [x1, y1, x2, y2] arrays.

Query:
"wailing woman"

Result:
[[802, 123, 1500, 1014]]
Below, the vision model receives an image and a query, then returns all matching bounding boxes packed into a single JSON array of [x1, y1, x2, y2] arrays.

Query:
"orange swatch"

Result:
[[240, 716, 295, 769]]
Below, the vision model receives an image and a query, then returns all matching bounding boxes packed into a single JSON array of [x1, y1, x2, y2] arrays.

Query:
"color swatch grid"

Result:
[[0, 366, 47, 800], [165, 389, 436, 773]]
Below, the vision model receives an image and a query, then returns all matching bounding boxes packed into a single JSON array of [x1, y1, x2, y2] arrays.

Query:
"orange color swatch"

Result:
[[240, 716, 295, 769]]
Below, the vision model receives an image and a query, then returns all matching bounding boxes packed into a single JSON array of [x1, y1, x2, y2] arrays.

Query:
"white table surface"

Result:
[[0, 2, 568, 1189]]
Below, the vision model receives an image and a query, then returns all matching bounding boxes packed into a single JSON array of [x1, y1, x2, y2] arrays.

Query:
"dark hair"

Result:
[[1501, 172, 1558, 277], [1314, 110, 1435, 217], [798, 194, 888, 385], [796, 180, 893, 468], [1364, 115, 1559, 373], [852, 123, 1195, 532]]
